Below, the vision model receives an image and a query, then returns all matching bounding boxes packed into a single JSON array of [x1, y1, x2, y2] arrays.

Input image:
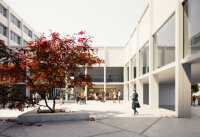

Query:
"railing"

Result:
[[90, 75, 124, 82], [106, 75, 123, 82], [91, 75, 104, 82]]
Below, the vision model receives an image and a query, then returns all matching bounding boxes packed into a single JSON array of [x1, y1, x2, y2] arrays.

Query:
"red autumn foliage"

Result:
[[0, 31, 104, 112]]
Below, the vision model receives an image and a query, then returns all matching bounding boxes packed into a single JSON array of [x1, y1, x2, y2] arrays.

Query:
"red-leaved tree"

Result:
[[0, 31, 104, 112]]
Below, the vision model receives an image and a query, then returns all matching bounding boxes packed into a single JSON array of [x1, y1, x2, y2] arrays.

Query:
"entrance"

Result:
[[87, 85, 123, 100]]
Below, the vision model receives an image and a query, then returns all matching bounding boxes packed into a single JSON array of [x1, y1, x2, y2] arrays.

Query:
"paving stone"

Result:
[[0, 121, 16, 133], [143, 118, 200, 137], [98, 117, 160, 134], [1, 120, 121, 137], [91, 130, 144, 137]]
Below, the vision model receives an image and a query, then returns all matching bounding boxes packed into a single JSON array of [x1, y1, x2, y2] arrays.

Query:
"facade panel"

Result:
[[152, 0, 176, 34], [139, 7, 150, 49]]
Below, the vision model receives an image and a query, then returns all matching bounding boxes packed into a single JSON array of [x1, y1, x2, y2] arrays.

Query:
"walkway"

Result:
[[0, 101, 200, 137]]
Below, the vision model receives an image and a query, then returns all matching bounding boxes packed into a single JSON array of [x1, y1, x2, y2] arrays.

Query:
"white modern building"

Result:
[[1, 0, 200, 117], [121, 0, 200, 118], [0, 0, 39, 47], [0, 0, 39, 97], [84, 0, 200, 118]]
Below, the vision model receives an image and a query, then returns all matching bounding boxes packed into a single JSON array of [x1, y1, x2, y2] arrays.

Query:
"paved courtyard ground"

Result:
[[0, 100, 200, 137]]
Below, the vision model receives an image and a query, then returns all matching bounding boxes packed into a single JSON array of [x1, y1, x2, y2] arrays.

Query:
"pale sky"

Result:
[[4, 0, 148, 47]]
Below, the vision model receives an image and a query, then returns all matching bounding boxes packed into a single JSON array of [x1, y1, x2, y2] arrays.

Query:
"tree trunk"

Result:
[[52, 98, 56, 112], [44, 96, 54, 113]]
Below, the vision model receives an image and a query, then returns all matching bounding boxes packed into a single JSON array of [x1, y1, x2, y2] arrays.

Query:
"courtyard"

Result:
[[0, 101, 200, 137]]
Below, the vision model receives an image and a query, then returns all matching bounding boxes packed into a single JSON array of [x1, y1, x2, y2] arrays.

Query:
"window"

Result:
[[23, 25, 32, 38], [23, 40, 27, 46], [0, 4, 7, 17], [140, 42, 149, 76], [11, 31, 21, 45], [131, 56, 136, 79], [154, 15, 175, 69], [184, 0, 200, 57], [106, 67, 124, 82], [11, 14, 20, 28], [87, 67, 104, 82], [0, 24, 7, 37]]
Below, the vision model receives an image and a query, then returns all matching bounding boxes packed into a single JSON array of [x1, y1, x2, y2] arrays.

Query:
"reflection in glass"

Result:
[[184, 0, 200, 57], [154, 15, 175, 69], [140, 43, 149, 76]]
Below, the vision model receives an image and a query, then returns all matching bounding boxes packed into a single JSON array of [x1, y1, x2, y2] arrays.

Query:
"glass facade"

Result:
[[0, 24, 6, 37], [24, 25, 32, 38], [140, 42, 149, 76], [87, 85, 123, 100], [87, 67, 104, 82], [131, 56, 136, 79], [154, 15, 175, 69], [11, 31, 21, 45], [0, 4, 7, 17], [184, 0, 200, 57], [106, 67, 123, 82], [11, 14, 20, 28]]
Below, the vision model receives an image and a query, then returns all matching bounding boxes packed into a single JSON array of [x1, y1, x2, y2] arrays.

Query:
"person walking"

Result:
[[68, 88, 71, 100], [32, 93, 35, 103], [112, 90, 116, 103], [132, 89, 140, 115], [193, 95, 196, 106], [117, 90, 121, 103], [60, 91, 64, 105], [35, 92, 39, 103], [77, 93, 80, 103], [80, 91, 85, 105]]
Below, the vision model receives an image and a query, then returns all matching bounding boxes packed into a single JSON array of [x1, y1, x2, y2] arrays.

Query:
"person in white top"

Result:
[[118, 90, 121, 103]]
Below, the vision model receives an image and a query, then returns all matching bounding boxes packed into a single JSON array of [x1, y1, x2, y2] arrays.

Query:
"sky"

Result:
[[4, 0, 148, 47]]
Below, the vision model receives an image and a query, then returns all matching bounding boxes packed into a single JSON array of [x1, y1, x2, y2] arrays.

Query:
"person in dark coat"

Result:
[[193, 95, 196, 106], [132, 89, 139, 115]]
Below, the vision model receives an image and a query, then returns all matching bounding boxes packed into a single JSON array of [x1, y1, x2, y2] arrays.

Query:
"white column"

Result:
[[124, 84, 129, 101], [104, 46, 106, 101], [128, 60, 132, 101], [149, 0, 159, 109], [85, 68, 88, 101], [149, 74, 159, 109], [136, 45, 143, 103], [124, 65, 127, 82], [123, 64, 128, 101], [137, 79, 143, 104], [129, 83, 134, 101], [175, 0, 191, 117], [65, 79, 68, 101]]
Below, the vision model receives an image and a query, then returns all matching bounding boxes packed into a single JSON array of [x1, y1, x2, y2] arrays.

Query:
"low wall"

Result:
[[18, 110, 90, 123]]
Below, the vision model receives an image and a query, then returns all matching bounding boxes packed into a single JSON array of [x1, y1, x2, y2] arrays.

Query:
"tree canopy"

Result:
[[0, 31, 104, 112], [191, 83, 199, 94]]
